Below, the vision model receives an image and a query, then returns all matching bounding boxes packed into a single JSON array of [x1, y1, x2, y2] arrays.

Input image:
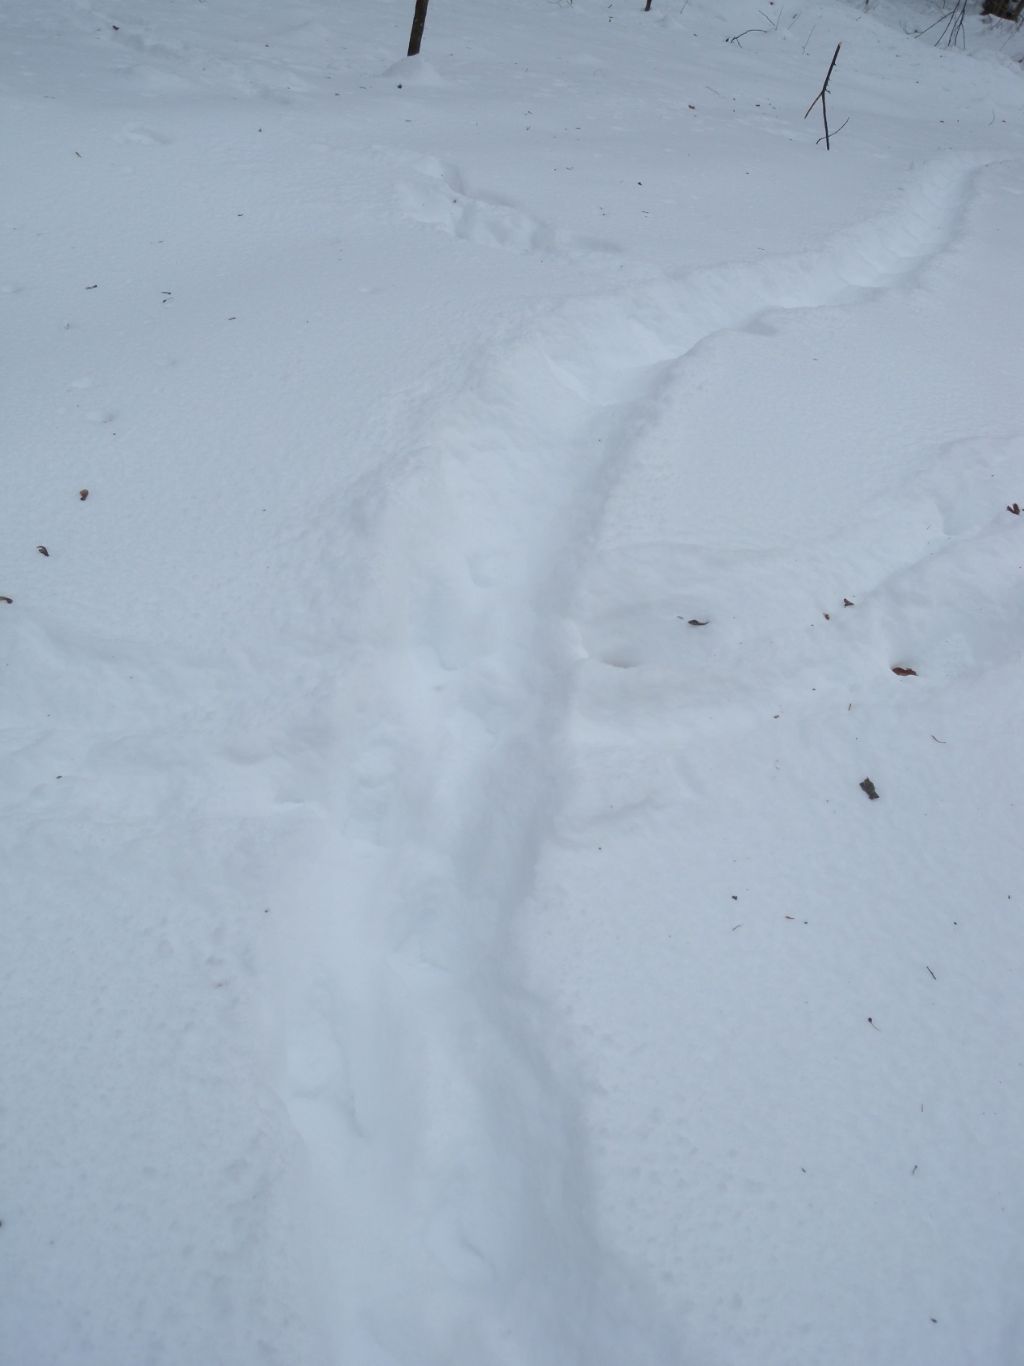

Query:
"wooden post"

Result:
[[408, 0, 431, 57]]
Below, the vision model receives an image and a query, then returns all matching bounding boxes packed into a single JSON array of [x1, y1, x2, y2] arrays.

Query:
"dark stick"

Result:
[[408, 0, 430, 57], [804, 42, 841, 150]]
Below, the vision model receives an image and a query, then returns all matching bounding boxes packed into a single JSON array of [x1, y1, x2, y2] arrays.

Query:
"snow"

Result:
[[2, 0, 1024, 1362]]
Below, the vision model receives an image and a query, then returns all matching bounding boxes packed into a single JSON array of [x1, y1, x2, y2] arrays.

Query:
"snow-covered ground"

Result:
[[3, 1, 1024, 1362]]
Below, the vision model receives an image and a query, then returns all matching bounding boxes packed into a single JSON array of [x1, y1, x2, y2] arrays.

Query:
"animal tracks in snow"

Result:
[[399, 155, 625, 267]]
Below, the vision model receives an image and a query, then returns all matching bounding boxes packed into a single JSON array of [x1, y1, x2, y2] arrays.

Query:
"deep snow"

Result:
[[2, 1, 1024, 1363]]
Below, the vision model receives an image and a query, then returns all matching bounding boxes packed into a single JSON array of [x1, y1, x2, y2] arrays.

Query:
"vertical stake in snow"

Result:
[[804, 42, 842, 149], [408, 0, 431, 57]]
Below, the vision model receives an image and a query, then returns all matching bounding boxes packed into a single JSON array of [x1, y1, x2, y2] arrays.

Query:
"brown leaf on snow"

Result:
[[36, 545, 50, 557], [860, 777, 880, 800], [891, 666, 917, 677], [1008, 503, 1021, 515], [79, 489, 89, 501]]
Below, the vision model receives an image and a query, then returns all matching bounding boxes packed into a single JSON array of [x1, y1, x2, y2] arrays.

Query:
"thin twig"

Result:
[[816, 116, 849, 145], [935, 0, 968, 48], [804, 41, 841, 149]]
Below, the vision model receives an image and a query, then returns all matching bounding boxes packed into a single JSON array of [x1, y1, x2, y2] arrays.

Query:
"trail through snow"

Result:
[[282, 144, 1024, 1362], [3, 1, 1024, 1363]]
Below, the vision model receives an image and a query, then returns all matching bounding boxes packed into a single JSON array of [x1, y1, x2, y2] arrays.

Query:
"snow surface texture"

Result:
[[2, 0, 1024, 1363]]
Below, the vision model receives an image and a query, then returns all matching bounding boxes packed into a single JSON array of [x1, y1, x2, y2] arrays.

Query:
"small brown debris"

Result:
[[686, 618, 709, 627], [79, 489, 89, 501], [36, 545, 49, 557], [843, 598, 854, 607], [867, 1016, 880, 1030], [0, 596, 12, 605], [891, 665, 917, 677], [926, 965, 937, 980], [823, 612, 831, 620], [1008, 503, 1020, 515], [860, 777, 880, 800]]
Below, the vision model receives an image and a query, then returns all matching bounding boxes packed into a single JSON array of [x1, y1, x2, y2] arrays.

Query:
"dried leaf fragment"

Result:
[[686, 618, 709, 627], [36, 545, 49, 557], [843, 598, 854, 607], [891, 665, 917, 677], [860, 777, 880, 800], [0, 595, 12, 604], [1007, 502, 1020, 515], [79, 489, 89, 501]]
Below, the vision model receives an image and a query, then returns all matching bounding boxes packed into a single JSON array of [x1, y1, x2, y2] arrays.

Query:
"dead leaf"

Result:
[[1008, 503, 1020, 515], [36, 545, 49, 557], [823, 612, 831, 620], [843, 598, 854, 607], [0, 596, 12, 605], [686, 618, 709, 627], [79, 489, 89, 501], [860, 777, 880, 800], [891, 666, 917, 677]]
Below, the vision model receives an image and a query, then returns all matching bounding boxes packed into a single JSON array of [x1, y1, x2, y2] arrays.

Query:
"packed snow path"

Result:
[[2, 2, 1024, 1364], [286, 145, 1017, 1357]]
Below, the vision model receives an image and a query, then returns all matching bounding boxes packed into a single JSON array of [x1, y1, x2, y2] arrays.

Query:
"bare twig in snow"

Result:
[[804, 42, 841, 149], [817, 116, 849, 145]]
